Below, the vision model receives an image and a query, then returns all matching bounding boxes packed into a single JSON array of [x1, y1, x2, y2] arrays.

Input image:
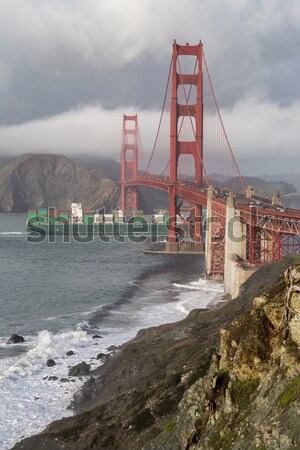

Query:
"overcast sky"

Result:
[[0, 0, 299, 174]]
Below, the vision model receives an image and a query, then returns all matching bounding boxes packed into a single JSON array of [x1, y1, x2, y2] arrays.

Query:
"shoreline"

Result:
[[10, 256, 300, 450], [2, 266, 223, 450]]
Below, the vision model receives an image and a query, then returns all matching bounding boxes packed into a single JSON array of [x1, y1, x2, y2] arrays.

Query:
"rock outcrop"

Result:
[[11, 255, 300, 450], [160, 262, 300, 450], [6, 334, 25, 344], [0, 154, 120, 212]]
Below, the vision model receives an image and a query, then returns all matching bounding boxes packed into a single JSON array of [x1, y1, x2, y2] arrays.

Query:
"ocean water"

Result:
[[0, 213, 224, 449]]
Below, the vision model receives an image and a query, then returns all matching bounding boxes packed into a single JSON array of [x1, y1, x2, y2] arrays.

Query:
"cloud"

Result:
[[0, 0, 300, 110], [0, 97, 299, 174], [0, 104, 160, 158], [0, 0, 299, 174], [222, 96, 300, 173]]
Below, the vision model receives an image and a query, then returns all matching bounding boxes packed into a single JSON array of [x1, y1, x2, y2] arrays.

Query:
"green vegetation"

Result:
[[164, 421, 176, 433], [56, 423, 88, 442], [285, 338, 299, 354], [208, 419, 237, 450], [217, 367, 229, 375], [232, 379, 260, 410], [222, 431, 238, 450], [277, 376, 300, 409], [256, 445, 267, 450]]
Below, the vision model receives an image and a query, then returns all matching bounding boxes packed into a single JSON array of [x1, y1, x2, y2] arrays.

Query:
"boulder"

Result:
[[48, 376, 58, 381], [68, 361, 91, 377], [107, 345, 120, 353], [6, 334, 25, 344], [66, 350, 74, 356], [47, 359, 56, 367], [96, 353, 110, 363], [92, 335, 102, 339]]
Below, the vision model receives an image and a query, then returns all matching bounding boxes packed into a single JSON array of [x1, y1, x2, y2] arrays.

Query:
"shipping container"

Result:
[[153, 214, 164, 224], [93, 214, 104, 224], [114, 216, 125, 223], [48, 216, 58, 223], [104, 214, 114, 223], [132, 216, 146, 224], [133, 210, 144, 216]]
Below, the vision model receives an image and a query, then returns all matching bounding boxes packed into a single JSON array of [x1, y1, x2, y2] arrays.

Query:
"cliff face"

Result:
[[161, 263, 300, 450], [0, 154, 120, 212], [12, 255, 300, 450]]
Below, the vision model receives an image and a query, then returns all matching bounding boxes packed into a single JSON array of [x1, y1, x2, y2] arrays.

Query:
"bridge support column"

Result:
[[205, 187, 225, 280], [165, 184, 178, 252], [205, 186, 215, 278], [193, 204, 204, 252], [224, 193, 251, 298], [272, 191, 282, 206]]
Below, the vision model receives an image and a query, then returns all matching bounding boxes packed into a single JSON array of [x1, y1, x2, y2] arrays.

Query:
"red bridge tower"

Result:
[[121, 114, 139, 215], [167, 40, 204, 251]]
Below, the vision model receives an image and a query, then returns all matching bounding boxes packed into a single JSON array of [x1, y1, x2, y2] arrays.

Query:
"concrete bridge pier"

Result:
[[223, 193, 248, 297], [205, 186, 219, 279]]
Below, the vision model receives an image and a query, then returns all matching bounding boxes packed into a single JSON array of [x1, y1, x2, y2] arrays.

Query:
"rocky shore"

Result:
[[12, 254, 300, 450]]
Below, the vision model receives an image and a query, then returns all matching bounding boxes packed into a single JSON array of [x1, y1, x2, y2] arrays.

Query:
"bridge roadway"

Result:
[[124, 175, 300, 235]]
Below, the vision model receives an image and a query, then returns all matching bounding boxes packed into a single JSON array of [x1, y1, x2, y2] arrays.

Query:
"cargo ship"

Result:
[[26, 203, 184, 238]]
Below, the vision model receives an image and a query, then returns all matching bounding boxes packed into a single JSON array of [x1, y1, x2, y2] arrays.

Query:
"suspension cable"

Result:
[[141, 56, 172, 177], [202, 50, 246, 193]]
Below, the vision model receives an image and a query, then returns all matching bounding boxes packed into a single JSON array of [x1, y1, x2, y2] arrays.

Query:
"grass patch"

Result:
[[232, 379, 260, 410], [55, 423, 87, 441], [222, 430, 237, 450], [285, 338, 299, 355], [208, 423, 237, 450], [165, 421, 176, 433], [277, 376, 300, 409]]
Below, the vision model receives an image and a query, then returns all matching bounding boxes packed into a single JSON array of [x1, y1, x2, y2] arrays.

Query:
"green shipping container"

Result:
[[27, 216, 37, 224], [36, 216, 47, 223], [132, 216, 146, 224], [58, 215, 70, 222], [48, 217, 58, 223]]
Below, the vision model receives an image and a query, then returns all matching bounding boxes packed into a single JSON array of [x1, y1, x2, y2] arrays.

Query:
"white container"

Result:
[[104, 214, 114, 223], [114, 216, 125, 223], [153, 214, 164, 224], [71, 202, 83, 222], [93, 214, 104, 224]]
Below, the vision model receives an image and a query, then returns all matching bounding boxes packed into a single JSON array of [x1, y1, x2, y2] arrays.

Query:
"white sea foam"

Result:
[[174, 278, 224, 314], [0, 232, 28, 236], [0, 277, 225, 449]]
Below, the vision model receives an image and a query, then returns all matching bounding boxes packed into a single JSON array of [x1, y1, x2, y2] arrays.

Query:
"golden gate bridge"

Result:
[[120, 40, 300, 289]]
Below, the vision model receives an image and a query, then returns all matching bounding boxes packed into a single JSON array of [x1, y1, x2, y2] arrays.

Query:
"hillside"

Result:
[[71, 156, 121, 181], [259, 173, 300, 192], [222, 175, 296, 197], [0, 154, 120, 213], [12, 255, 300, 450]]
